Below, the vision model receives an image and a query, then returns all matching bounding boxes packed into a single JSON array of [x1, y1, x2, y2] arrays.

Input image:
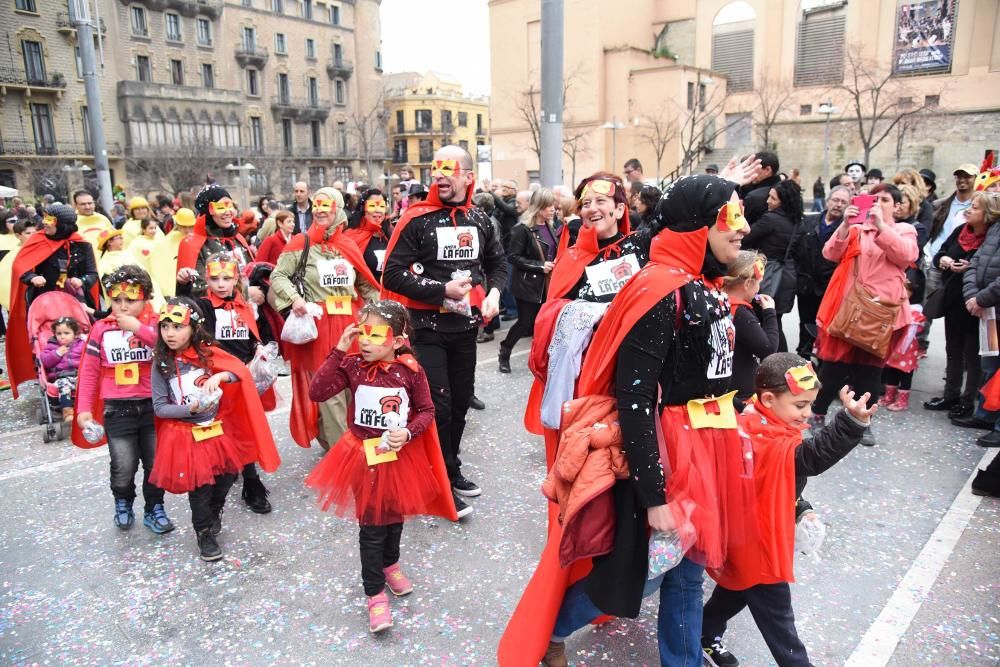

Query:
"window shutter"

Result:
[[794, 12, 846, 87], [711, 29, 754, 92]]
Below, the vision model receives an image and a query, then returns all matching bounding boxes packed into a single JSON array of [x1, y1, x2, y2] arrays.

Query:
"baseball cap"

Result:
[[954, 163, 978, 176]]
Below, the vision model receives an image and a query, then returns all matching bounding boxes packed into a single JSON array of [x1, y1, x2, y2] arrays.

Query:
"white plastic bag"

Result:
[[249, 342, 281, 394], [281, 303, 323, 344], [795, 510, 827, 560]]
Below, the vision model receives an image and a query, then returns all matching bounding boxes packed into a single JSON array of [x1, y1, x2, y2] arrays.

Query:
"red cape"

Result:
[[816, 227, 860, 331], [498, 226, 710, 666], [280, 222, 379, 292], [379, 181, 475, 309], [6, 232, 99, 399], [70, 304, 158, 448], [712, 403, 799, 591], [343, 216, 388, 256], [547, 212, 632, 301], [176, 214, 255, 271], [204, 292, 277, 411]]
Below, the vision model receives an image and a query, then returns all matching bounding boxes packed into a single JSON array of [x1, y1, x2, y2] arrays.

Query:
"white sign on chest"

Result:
[[354, 384, 410, 430], [584, 254, 640, 297], [214, 308, 250, 341], [436, 226, 480, 261], [317, 258, 356, 289], [102, 330, 152, 365]]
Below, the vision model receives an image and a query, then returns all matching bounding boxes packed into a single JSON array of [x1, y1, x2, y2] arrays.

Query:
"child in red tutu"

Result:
[[306, 299, 456, 633], [149, 297, 280, 562]]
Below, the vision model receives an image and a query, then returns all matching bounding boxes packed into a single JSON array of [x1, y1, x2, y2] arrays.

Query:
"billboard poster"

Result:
[[892, 0, 958, 75]]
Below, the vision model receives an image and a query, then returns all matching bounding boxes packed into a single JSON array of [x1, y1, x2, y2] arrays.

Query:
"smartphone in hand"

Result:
[[847, 194, 876, 225]]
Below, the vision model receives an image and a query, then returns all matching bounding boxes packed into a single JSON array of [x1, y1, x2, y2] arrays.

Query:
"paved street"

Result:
[[0, 315, 997, 666]]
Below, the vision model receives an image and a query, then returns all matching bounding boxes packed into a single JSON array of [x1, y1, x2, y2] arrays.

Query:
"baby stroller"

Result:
[[26, 292, 92, 442]]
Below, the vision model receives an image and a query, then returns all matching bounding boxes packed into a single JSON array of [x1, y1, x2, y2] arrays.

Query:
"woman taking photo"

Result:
[[812, 183, 919, 446], [498, 188, 558, 373], [923, 192, 998, 418], [270, 187, 380, 450]]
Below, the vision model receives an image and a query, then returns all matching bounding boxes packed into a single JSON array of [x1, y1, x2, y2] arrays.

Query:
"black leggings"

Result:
[[882, 367, 913, 390], [814, 361, 882, 414], [359, 523, 403, 596], [500, 299, 542, 353]]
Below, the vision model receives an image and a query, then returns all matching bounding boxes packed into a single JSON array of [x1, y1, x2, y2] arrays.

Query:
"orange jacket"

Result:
[[542, 394, 629, 568]]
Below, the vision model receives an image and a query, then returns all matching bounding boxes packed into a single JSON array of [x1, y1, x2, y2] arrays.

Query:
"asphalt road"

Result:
[[0, 312, 997, 666]]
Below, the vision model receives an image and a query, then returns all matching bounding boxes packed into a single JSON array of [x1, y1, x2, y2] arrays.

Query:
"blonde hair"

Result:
[[892, 169, 926, 199], [975, 192, 1000, 227], [723, 250, 766, 288], [520, 187, 556, 229], [897, 184, 922, 218]]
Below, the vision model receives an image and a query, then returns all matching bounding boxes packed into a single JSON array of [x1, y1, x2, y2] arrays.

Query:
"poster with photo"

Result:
[[980, 307, 999, 357], [892, 0, 958, 75]]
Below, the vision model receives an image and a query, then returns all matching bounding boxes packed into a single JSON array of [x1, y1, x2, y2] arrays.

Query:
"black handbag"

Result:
[[923, 283, 950, 320]]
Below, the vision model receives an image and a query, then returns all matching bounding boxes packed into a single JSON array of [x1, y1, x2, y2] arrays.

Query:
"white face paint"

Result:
[[847, 164, 864, 183]]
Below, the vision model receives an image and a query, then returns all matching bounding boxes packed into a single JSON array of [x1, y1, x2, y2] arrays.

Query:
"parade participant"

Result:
[[149, 207, 196, 298], [270, 187, 379, 449], [73, 190, 114, 248], [41, 316, 86, 423], [149, 297, 280, 561], [701, 353, 872, 667], [381, 145, 506, 519], [128, 218, 160, 262], [96, 229, 127, 278], [345, 189, 391, 283], [811, 184, 918, 446], [880, 283, 926, 413], [723, 250, 779, 406], [306, 300, 457, 632], [6, 204, 99, 398], [122, 197, 163, 248], [499, 171, 760, 667], [256, 211, 295, 265], [176, 186, 257, 298], [73, 266, 174, 535], [178, 253, 275, 513]]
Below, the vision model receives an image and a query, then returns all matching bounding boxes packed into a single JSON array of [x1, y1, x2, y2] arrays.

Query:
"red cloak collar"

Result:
[[176, 214, 253, 271], [278, 223, 378, 292], [548, 211, 633, 301]]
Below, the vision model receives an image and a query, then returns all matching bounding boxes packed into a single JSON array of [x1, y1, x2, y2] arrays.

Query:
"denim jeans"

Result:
[[974, 355, 1000, 430], [104, 398, 164, 511], [552, 557, 706, 667]]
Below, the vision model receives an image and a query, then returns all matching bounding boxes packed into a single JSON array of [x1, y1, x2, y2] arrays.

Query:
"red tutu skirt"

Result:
[[150, 419, 254, 494], [659, 406, 757, 571], [305, 430, 444, 525]]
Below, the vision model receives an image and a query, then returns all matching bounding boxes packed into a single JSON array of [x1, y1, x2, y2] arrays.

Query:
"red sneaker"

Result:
[[367, 592, 392, 633], [383, 563, 413, 596]]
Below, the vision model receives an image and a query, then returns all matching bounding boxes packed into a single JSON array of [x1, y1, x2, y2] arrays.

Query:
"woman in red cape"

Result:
[[269, 187, 379, 448], [522, 173, 647, 470], [6, 205, 99, 398], [499, 172, 760, 667], [344, 188, 392, 284]]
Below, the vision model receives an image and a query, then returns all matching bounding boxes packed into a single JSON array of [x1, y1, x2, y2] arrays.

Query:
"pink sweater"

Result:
[[76, 318, 159, 413], [823, 219, 919, 329]]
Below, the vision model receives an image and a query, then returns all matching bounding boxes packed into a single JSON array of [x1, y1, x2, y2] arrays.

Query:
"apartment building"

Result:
[[385, 71, 489, 184]]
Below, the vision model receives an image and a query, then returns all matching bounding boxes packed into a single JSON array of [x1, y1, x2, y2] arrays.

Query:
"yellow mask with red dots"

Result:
[[312, 198, 335, 214], [209, 198, 235, 216], [715, 200, 747, 232], [108, 282, 145, 300], [432, 159, 462, 178], [785, 363, 819, 394], [159, 304, 194, 325], [206, 259, 238, 278], [365, 199, 387, 214], [358, 323, 392, 346]]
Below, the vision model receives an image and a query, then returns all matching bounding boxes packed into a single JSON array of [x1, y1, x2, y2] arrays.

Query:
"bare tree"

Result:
[[126, 145, 230, 196], [513, 65, 585, 170], [752, 71, 793, 150], [637, 106, 679, 182], [562, 128, 589, 187], [348, 89, 388, 183], [675, 85, 739, 176], [837, 44, 942, 166]]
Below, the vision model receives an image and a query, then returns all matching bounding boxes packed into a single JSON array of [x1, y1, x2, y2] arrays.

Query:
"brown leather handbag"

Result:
[[828, 259, 900, 358]]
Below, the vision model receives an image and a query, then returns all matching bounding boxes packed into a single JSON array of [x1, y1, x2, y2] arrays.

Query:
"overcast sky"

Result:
[[380, 0, 492, 97]]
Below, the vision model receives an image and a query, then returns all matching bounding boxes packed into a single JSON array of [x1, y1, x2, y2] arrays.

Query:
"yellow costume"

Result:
[[76, 212, 114, 248], [149, 207, 196, 298]]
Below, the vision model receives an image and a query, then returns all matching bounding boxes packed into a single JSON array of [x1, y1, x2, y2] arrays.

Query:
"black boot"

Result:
[[971, 468, 1000, 497], [197, 529, 223, 561], [209, 505, 223, 536], [498, 347, 512, 374], [242, 477, 272, 514]]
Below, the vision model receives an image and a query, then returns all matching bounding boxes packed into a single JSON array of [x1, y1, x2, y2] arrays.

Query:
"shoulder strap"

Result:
[[290, 235, 311, 292]]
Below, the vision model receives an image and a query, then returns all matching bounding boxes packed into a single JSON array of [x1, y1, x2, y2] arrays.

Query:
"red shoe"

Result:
[[878, 386, 898, 407], [0, 378, 10, 392], [383, 563, 413, 596], [367, 592, 392, 633], [887, 389, 910, 412]]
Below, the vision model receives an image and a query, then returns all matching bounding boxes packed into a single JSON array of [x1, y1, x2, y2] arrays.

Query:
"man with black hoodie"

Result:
[[740, 151, 782, 225], [382, 145, 507, 519]]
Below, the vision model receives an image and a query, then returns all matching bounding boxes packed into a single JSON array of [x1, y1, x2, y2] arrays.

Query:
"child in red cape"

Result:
[[305, 300, 457, 634], [149, 297, 280, 562], [701, 352, 873, 667]]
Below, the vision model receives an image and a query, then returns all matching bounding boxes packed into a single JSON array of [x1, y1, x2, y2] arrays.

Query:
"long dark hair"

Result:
[[153, 297, 216, 376], [358, 299, 413, 357], [348, 188, 385, 229], [772, 179, 804, 223]]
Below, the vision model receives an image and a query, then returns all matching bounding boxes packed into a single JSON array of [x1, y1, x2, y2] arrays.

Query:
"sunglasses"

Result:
[[580, 179, 615, 201], [209, 199, 235, 216], [206, 260, 238, 278], [715, 200, 747, 232], [358, 323, 392, 346], [365, 199, 387, 214], [312, 199, 335, 214], [159, 304, 194, 325], [108, 282, 145, 300], [431, 159, 462, 178]]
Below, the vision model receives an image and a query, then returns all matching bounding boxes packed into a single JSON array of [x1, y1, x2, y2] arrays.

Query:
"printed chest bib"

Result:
[[168, 366, 218, 428], [584, 254, 641, 298], [353, 384, 410, 431], [102, 329, 152, 385], [317, 258, 356, 290], [436, 226, 480, 261], [214, 308, 250, 341], [707, 315, 736, 380]]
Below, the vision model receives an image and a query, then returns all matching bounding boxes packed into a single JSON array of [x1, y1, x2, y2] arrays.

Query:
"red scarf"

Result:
[[206, 291, 261, 342], [816, 226, 861, 330], [344, 216, 388, 255], [958, 222, 987, 252], [728, 297, 753, 316]]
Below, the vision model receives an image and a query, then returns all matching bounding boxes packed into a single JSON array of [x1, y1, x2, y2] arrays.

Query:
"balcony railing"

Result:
[[326, 57, 353, 79], [0, 139, 122, 157], [0, 65, 67, 93], [270, 95, 331, 122], [118, 0, 222, 20], [56, 12, 107, 34], [234, 44, 269, 68], [118, 79, 243, 105]]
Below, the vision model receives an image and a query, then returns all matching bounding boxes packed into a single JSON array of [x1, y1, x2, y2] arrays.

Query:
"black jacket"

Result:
[[794, 211, 839, 298], [742, 209, 797, 263], [794, 409, 866, 499], [963, 221, 1000, 308], [490, 194, 520, 251], [731, 304, 779, 400], [740, 174, 782, 225], [934, 224, 980, 319], [507, 223, 554, 304], [21, 240, 99, 308], [293, 201, 312, 234], [930, 193, 957, 246]]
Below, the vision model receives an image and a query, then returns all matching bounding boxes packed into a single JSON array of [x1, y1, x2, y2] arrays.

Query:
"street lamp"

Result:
[[816, 101, 838, 182], [601, 118, 626, 172], [225, 159, 256, 210]]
